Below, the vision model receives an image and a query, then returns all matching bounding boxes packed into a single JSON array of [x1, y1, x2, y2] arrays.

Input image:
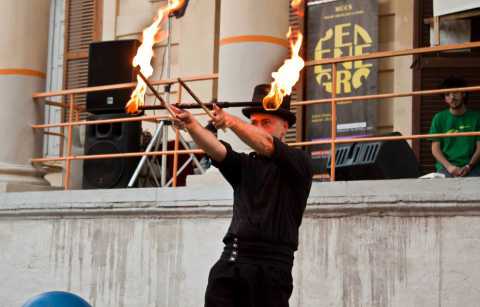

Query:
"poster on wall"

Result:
[[305, 0, 378, 177]]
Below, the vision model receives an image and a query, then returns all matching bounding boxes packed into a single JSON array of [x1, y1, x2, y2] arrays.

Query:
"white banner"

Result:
[[433, 0, 480, 16]]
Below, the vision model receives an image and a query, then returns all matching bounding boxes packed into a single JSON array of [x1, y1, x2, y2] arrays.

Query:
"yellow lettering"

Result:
[[352, 68, 370, 88], [354, 44, 372, 69], [334, 23, 352, 49], [354, 24, 372, 45], [314, 23, 374, 94], [334, 23, 353, 70], [337, 70, 352, 94], [314, 28, 333, 76]]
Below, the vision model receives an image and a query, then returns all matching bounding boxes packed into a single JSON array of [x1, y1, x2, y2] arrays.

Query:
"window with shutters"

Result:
[[64, 0, 102, 119]]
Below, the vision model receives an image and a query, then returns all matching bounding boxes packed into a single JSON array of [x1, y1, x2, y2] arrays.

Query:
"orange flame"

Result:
[[125, 0, 186, 114], [263, 27, 304, 111], [291, 0, 304, 17], [291, 0, 302, 10]]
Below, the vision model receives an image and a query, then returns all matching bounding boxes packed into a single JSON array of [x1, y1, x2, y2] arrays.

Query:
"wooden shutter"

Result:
[[64, 0, 102, 118]]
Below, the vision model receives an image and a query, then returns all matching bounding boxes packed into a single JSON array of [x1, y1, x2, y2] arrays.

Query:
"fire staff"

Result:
[[172, 84, 313, 307]]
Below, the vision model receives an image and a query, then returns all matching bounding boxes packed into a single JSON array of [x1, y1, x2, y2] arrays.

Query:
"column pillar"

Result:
[[218, 0, 290, 152], [0, 0, 51, 191], [187, 0, 290, 187]]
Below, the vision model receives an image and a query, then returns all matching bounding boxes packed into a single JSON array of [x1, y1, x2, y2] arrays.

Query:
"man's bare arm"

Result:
[[468, 141, 480, 167], [211, 105, 274, 156], [172, 106, 227, 162]]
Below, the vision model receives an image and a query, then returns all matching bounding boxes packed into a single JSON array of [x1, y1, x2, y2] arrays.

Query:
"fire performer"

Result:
[[172, 84, 312, 307]]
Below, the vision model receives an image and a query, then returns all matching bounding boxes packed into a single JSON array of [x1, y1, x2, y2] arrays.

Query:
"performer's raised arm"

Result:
[[171, 106, 226, 163], [210, 104, 276, 157]]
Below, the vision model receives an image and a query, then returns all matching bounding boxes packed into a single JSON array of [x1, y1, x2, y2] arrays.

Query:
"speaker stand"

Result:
[[127, 120, 205, 187]]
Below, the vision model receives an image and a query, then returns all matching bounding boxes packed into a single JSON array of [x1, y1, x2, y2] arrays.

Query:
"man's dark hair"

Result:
[[440, 76, 468, 102]]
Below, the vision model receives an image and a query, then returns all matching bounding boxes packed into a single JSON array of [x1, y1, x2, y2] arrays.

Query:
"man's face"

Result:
[[250, 113, 289, 139], [444, 92, 465, 109]]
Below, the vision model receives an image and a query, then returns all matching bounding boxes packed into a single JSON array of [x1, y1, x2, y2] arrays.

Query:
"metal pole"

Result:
[[166, 156, 193, 187], [172, 84, 182, 187], [330, 64, 337, 182], [139, 101, 258, 111], [64, 94, 75, 190], [127, 121, 165, 187], [161, 16, 174, 186]]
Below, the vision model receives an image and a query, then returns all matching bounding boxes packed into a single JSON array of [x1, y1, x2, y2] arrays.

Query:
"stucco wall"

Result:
[[100, 0, 416, 136], [1, 178, 480, 306], [378, 0, 414, 135]]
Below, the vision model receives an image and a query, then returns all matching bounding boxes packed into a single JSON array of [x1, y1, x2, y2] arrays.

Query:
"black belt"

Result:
[[220, 237, 294, 267]]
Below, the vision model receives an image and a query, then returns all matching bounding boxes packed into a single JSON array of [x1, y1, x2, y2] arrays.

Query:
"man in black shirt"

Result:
[[172, 84, 313, 307]]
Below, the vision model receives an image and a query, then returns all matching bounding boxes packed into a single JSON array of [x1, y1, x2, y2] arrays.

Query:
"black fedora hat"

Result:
[[242, 84, 296, 127]]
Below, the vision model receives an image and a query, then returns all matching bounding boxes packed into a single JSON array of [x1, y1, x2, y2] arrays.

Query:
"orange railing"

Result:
[[32, 74, 216, 189], [31, 41, 480, 189], [291, 40, 480, 180]]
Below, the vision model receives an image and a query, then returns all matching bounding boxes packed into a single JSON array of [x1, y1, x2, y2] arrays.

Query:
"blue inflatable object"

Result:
[[23, 291, 91, 307]]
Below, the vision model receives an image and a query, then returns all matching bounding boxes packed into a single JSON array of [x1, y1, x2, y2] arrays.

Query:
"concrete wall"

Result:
[[1, 178, 480, 306]]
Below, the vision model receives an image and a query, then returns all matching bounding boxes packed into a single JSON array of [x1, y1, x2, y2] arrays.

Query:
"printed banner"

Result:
[[305, 0, 378, 176]]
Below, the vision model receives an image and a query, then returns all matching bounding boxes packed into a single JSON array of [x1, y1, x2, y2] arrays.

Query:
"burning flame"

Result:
[[125, 0, 186, 114], [263, 27, 304, 111], [291, 0, 304, 17], [291, 0, 302, 10]]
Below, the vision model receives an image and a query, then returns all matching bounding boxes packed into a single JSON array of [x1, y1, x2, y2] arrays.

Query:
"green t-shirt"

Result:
[[429, 109, 480, 172]]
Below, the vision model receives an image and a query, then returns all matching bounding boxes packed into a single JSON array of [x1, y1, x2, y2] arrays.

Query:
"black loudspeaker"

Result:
[[327, 132, 420, 180], [86, 40, 140, 114], [83, 114, 141, 189]]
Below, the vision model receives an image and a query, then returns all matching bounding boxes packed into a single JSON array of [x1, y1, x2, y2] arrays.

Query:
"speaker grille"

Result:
[[84, 141, 125, 188]]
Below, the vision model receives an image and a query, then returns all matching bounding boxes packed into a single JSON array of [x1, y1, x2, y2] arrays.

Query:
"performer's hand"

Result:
[[447, 164, 462, 177], [172, 105, 195, 130], [211, 104, 236, 130]]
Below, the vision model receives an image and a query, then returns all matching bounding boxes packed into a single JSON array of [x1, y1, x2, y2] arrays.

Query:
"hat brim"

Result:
[[242, 106, 296, 127]]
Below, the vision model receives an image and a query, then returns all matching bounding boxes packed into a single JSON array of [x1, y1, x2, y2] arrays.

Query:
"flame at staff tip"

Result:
[[291, 0, 302, 9], [290, 0, 304, 17], [263, 27, 304, 111], [125, 0, 186, 114]]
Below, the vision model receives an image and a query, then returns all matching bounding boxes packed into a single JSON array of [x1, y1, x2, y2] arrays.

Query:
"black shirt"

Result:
[[212, 137, 313, 251]]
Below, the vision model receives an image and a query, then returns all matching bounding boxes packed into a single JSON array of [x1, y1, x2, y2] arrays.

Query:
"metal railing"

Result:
[[32, 74, 216, 189], [31, 41, 480, 189]]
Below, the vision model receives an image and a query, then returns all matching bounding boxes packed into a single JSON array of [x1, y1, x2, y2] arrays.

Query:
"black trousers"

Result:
[[204, 259, 293, 307]]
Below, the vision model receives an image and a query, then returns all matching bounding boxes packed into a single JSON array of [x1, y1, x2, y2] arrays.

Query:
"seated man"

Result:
[[429, 76, 480, 177]]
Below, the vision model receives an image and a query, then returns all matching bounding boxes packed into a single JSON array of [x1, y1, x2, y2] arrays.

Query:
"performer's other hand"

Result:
[[211, 104, 235, 130], [172, 105, 195, 130], [459, 164, 471, 177]]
